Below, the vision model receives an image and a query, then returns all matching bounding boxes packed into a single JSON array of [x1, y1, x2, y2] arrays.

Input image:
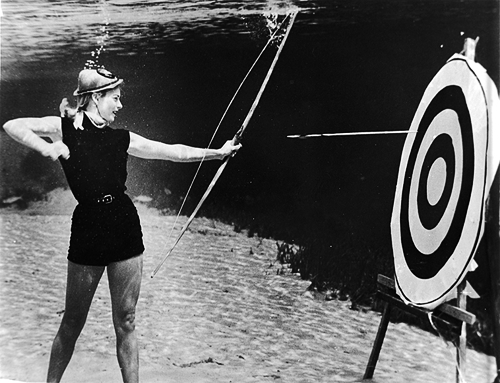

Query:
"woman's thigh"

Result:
[[107, 255, 143, 318], [64, 261, 106, 319]]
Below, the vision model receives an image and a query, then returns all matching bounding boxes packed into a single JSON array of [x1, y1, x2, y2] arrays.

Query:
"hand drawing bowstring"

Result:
[[151, 10, 298, 278]]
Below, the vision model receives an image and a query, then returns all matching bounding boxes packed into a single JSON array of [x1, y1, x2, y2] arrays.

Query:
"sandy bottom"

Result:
[[0, 205, 496, 383]]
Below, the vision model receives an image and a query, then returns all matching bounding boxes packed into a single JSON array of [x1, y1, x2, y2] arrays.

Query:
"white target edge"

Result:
[[391, 54, 500, 309]]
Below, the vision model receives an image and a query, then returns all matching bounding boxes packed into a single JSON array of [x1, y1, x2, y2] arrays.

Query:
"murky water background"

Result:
[[0, 2, 499, 378], [1, 0, 499, 251]]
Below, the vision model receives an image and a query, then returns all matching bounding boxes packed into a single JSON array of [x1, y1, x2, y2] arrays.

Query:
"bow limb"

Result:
[[233, 10, 298, 144], [151, 10, 298, 278], [151, 156, 231, 277]]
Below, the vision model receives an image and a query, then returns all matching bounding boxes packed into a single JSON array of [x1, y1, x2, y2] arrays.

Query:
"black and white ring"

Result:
[[392, 57, 488, 308]]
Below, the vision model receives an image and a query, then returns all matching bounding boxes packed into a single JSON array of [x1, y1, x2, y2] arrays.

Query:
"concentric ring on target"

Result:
[[391, 57, 488, 308], [402, 85, 473, 279]]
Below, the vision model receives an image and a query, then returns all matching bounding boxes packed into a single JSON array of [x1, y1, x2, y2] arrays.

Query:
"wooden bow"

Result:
[[151, 11, 298, 277]]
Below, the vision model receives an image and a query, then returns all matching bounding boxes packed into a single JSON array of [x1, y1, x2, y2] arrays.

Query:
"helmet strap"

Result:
[[91, 94, 109, 126]]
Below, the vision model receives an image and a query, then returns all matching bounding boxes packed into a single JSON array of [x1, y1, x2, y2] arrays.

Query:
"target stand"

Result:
[[363, 38, 499, 381], [363, 274, 476, 381]]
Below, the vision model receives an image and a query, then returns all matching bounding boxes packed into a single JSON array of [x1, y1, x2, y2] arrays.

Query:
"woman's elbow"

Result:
[[3, 120, 13, 132], [3, 120, 19, 137]]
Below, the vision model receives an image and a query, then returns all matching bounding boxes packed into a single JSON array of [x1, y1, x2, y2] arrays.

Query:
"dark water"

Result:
[[1, 0, 499, 251]]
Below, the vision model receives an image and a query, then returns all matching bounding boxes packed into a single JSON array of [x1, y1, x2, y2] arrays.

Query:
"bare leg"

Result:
[[107, 255, 143, 383], [47, 261, 105, 383]]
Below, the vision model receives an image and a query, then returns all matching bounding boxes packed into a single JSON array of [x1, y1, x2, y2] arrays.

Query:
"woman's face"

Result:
[[95, 87, 122, 123]]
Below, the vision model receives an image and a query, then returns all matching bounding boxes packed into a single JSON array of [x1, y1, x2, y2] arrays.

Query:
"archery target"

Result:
[[392, 56, 489, 309]]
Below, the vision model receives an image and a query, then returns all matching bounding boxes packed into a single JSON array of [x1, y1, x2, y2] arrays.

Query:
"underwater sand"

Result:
[[0, 199, 496, 383]]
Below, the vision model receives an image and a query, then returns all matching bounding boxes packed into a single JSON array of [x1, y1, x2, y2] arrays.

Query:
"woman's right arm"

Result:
[[3, 116, 70, 161]]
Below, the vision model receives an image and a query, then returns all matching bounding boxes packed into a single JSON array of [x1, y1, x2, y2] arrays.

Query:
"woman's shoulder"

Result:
[[109, 126, 131, 135], [109, 127, 131, 148]]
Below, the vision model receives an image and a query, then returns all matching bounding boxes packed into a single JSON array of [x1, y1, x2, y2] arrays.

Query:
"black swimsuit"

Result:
[[59, 114, 145, 266]]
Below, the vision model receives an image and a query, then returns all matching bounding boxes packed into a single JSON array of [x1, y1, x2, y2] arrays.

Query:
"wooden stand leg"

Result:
[[487, 167, 500, 383], [456, 281, 467, 383], [364, 301, 392, 380]]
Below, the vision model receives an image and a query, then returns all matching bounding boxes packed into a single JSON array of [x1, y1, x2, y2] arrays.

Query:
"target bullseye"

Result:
[[392, 56, 489, 308], [427, 157, 447, 206]]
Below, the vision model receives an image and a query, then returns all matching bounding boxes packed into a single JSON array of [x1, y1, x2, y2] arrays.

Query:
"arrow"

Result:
[[287, 130, 416, 139]]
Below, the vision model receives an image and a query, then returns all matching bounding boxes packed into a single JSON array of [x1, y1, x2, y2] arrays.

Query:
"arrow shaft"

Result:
[[287, 130, 416, 139]]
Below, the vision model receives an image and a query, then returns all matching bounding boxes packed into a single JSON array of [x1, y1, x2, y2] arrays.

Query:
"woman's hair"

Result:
[[59, 93, 101, 119], [59, 85, 123, 119]]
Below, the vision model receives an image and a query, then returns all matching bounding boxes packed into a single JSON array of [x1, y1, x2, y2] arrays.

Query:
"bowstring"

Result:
[[163, 12, 295, 247], [151, 10, 298, 278]]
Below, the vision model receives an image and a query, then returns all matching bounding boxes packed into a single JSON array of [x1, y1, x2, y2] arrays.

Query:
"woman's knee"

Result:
[[113, 308, 137, 334]]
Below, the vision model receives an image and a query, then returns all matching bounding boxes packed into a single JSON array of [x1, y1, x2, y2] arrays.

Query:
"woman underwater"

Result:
[[3, 67, 241, 383]]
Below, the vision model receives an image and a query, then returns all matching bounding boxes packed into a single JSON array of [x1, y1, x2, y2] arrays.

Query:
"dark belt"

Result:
[[80, 194, 125, 206], [96, 194, 115, 204]]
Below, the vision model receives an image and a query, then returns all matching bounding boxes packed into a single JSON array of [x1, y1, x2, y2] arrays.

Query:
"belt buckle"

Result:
[[101, 194, 113, 204]]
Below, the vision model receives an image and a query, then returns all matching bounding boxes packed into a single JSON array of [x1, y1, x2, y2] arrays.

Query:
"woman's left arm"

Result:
[[128, 132, 241, 162]]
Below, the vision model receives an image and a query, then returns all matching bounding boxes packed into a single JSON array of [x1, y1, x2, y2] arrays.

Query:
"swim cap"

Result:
[[73, 68, 124, 96]]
